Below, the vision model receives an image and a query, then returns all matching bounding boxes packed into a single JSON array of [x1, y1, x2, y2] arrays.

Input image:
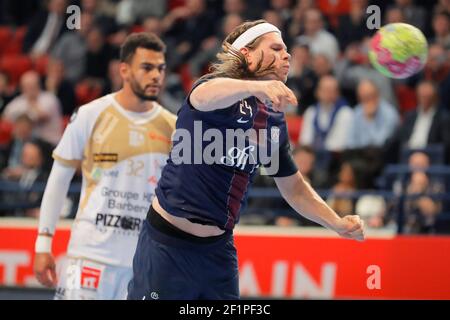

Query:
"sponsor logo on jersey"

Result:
[[93, 153, 118, 162], [91, 167, 119, 181], [80, 266, 102, 291], [129, 129, 145, 147], [220, 145, 257, 170], [95, 213, 143, 232], [148, 132, 171, 144]]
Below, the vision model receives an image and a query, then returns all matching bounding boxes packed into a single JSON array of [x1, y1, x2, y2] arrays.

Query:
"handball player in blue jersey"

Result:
[[128, 20, 365, 300]]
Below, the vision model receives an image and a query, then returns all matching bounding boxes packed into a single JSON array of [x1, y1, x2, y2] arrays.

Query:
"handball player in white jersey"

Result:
[[33, 33, 176, 300]]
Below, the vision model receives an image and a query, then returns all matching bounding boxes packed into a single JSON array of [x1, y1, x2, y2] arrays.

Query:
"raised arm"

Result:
[[190, 78, 297, 112]]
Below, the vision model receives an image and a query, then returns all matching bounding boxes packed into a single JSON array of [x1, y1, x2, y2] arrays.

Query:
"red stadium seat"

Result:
[[131, 25, 144, 33], [395, 84, 417, 116], [178, 64, 193, 94], [2, 26, 27, 55], [0, 119, 13, 146], [169, 0, 185, 10], [286, 115, 303, 144], [0, 54, 33, 86], [75, 82, 102, 106], [317, 0, 351, 29], [0, 27, 13, 55]]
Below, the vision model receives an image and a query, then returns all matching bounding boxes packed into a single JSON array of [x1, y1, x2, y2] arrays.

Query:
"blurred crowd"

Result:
[[0, 0, 449, 234]]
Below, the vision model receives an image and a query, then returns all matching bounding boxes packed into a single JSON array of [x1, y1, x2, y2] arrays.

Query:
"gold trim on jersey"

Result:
[[78, 104, 176, 213], [52, 153, 81, 168]]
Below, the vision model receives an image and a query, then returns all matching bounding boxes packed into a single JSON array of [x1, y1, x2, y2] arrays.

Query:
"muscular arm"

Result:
[[190, 78, 297, 112], [190, 78, 253, 111], [274, 171, 365, 241]]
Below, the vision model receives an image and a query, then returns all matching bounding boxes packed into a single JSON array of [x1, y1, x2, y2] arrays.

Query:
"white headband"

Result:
[[231, 23, 281, 50]]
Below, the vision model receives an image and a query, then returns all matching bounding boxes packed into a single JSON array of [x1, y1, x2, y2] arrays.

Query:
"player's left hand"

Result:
[[333, 215, 365, 242]]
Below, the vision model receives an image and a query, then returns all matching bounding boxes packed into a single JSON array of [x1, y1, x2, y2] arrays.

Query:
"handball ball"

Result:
[[368, 23, 428, 79]]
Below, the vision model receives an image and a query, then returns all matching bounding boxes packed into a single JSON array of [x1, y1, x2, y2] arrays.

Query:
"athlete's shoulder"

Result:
[[156, 104, 177, 129], [77, 94, 113, 116], [69, 94, 114, 125]]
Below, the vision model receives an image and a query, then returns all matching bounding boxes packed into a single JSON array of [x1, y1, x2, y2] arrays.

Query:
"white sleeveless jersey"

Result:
[[53, 94, 176, 267]]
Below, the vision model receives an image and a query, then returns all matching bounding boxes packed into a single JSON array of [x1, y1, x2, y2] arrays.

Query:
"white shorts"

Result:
[[54, 256, 133, 300]]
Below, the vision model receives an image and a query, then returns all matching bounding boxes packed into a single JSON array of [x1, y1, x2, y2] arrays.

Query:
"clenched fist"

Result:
[[333, 215, 365, 242]]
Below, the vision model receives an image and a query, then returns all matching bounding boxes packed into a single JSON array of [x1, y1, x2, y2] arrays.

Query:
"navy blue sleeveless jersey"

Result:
[[155, 78, 298, 230]]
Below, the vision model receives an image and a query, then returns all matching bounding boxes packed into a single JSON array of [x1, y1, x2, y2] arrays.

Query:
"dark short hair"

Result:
[[120, 32, 166, 63]]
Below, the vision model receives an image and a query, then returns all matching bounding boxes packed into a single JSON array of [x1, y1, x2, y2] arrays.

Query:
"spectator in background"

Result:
[[263, 10, 285, 35], [80, 0, 117, 36], [0, 115, 34, 172], [142, 15, 163, 37], [393, 151, 446, 196], [270, 145, 321, 227], [393, 0, 427, 31], [386, 81, 450, 163], [434, 0, 450, 15], [348, 79, 399, 149], [296, 8, 340, 64], [51, 12, 94, 83], [286, 41, 317, 113], [409, 151, 431, 170], [84, 25, 117, 85], [300, 75, 353, 152], [0, 0, 40, 26], [22, 0, 68, 58], [337, 0, 373, 51], [189, 14, 244, 80], [335, 38, 397, 107], [1, 139, 51, 217], [406, 81, 449, 150], [286, 0, 315, 44], [102, 59, 122, 95], [141, 16, 182, 71], [43, 58, 76, 116], [384, 6, 406, 24], [327, 161, 362, 217], [311, 53, 334, 78], [431, 11, 450, 50], [404, 171, 443, 234], [269, 0, 293, 24], [223, 0, 251, 19], [0, 71, 15, 114], [116, 0, 167, 25], [2, 71, 62, 145], [420, 44, 450, 110], [162, 0, 215, 66], [293, 145, 316, 185]]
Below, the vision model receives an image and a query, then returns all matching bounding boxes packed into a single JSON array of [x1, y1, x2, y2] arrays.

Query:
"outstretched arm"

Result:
[[274, 171, 365, 241]]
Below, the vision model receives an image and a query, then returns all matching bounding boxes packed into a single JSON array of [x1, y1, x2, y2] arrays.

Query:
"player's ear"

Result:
[[240, 47, 253, 66], [119, 62, 130, 81]]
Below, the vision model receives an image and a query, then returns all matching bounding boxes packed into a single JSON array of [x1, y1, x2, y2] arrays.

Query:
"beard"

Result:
[[129, 74, 159, 101]]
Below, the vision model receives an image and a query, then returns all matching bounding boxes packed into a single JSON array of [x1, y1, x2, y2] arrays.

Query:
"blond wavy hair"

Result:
[[201, 19, 277, 80]]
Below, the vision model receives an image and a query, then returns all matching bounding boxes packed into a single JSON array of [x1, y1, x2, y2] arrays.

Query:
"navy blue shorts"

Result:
[[127, 208, 239, 300]]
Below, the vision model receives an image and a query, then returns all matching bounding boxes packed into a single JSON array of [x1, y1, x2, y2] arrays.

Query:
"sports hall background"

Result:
[[0, 0, 450, 299]]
